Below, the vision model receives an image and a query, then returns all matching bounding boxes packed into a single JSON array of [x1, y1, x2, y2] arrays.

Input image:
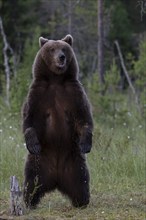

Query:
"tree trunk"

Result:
[[97, 0, 105, 85], [0, 16, 13, 106], [68, 0, 72, 34]]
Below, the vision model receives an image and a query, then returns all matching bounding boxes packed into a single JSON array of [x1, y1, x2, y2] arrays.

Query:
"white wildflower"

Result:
[[127, 112, 132, 117]]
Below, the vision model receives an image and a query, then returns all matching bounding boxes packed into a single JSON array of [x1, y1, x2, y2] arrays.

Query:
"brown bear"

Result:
[[22, 34, 93, 209]]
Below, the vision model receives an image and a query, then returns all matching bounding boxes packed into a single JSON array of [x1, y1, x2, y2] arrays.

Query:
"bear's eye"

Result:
[[62, 48, 66, 53], [50, 48, 55, 53]]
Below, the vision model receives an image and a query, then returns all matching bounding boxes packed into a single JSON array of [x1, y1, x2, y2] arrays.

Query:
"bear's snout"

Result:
[[59, 53, 66, 62], [55, 51, 67, 70]]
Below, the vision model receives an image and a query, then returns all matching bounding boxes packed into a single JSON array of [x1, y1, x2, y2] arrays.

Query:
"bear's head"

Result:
[[33, 35, 79, 80]]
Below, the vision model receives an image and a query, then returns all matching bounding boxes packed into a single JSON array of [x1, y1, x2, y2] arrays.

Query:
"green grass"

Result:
[[0, 105, 145, 219]]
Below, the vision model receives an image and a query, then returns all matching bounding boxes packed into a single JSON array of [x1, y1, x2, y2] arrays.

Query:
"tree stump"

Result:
[[10, 176, 24, 216]]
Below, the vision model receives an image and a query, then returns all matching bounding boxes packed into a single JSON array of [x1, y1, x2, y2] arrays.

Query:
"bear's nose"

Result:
[[59, 53, 65, 62]]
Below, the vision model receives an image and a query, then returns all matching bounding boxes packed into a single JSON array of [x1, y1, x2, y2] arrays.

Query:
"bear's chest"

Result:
[[41, 85, 73, 135], [45, 85, 69, 115]]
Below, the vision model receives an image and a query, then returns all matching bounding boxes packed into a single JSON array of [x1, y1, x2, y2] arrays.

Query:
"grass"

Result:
[[0, 100, 146, 219]]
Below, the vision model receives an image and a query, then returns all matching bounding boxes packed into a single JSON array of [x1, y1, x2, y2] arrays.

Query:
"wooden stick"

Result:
[[10, 176, 24, 216]]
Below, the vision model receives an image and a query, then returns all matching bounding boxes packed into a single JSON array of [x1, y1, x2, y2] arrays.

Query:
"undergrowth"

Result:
[[0, 94, 145, 219]]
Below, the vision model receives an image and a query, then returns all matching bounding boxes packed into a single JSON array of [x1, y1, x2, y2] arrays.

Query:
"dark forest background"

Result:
[[0, 0, 146, 116]]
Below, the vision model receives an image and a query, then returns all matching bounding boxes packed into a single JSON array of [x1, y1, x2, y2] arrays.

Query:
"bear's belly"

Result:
[[45, 108, 71, 145]]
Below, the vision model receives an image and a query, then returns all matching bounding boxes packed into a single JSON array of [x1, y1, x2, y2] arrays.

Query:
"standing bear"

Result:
[[22, 34, 93, 208]]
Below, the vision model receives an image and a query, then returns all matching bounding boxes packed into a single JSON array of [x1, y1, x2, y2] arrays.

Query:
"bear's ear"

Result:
[[39, 37, 48, 47], [62, 34, 73, 47]]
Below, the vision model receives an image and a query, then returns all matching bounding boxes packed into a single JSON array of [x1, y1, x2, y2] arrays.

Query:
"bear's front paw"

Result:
[[79, 131, 92, 154], [79, 142, 92, 154], [24, 127, 41, 155]]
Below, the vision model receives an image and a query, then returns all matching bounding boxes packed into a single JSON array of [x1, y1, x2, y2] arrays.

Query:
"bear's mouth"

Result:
[[56, 60, 66, 69], [58, 63, 65, 68]]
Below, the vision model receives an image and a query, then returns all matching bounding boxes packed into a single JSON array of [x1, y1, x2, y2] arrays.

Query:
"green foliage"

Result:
[[0, 0, 41, 53], [105, 59, 120, 90], [88, 61, 130, 126], [0, 0, 146, 109], [10, 28, 41, 111], [132, 37, 146, 114], [109, 1, 132, 51], [134, 38, 146, 88]]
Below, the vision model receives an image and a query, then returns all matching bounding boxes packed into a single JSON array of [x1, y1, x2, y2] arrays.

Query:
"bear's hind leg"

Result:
[[71, 164, 90, 208], [58, 154, 90, 208], [23, 174, 45, 209], [24, 156, 45, 209], [24, 155, 57, 209]]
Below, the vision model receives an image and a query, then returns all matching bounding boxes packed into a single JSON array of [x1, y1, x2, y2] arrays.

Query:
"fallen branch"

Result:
[[114, 40, 141, 113]]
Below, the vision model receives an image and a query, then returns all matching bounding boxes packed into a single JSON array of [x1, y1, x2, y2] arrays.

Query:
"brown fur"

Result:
[[22, 35, 93, 208]]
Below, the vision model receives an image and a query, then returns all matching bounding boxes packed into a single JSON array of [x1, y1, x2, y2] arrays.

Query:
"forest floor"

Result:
[[0, 107, 146, 220], [0, 188, 145, 219]]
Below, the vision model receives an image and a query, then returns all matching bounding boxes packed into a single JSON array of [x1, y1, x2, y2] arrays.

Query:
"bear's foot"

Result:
[[72, 197, 89, 208]]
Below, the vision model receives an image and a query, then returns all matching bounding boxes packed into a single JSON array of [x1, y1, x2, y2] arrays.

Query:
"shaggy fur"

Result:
[[22, 34, 93, 208]]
